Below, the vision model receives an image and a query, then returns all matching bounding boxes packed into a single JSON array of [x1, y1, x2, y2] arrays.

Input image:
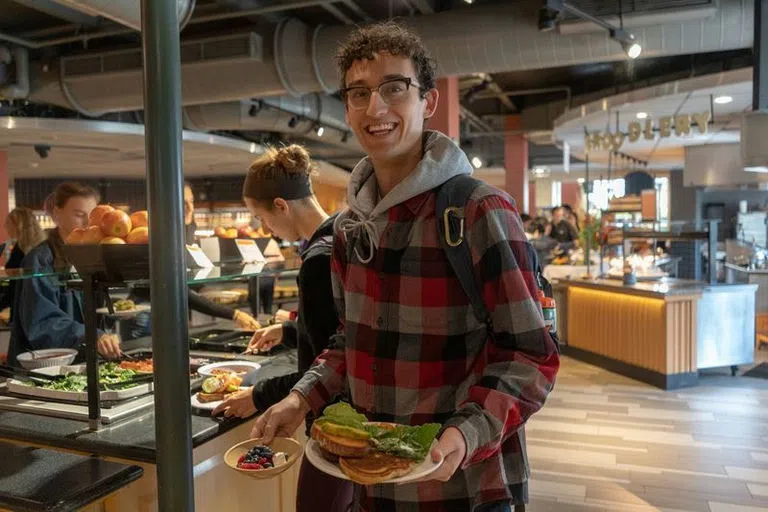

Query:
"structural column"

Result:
[[0, 151, 8, 241], [561, 182, 582, 209], [504, 115, 529, 213], [430, 76, 460, 141]]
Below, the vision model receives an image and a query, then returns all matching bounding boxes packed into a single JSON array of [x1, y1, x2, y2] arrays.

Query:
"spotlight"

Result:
[[610, 28, 642, 59], [287, 116, 299, 128], [315, 125, 325, 137], [34, 144, 51, 159], [714, 95, 733, 105], [471, 156, 483, 169]]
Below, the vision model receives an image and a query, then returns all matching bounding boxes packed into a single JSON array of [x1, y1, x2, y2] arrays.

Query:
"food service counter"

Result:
[[0, 323, 301, 511], [555, 278, 757, 389]]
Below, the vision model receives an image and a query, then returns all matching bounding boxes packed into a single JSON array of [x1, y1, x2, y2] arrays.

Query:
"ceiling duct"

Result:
[[28, 0, 753, 113], [0, 46, 30, 99], [47, 0, 196, 31], [182, 98, 362, 153]]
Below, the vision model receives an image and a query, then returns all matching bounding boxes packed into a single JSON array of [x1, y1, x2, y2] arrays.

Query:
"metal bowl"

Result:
[[17, 349, 78, 370]]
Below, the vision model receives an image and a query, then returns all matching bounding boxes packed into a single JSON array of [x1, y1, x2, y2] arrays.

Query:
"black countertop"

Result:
[[0, 325, 298, 464], [0, 442, 143, 512]]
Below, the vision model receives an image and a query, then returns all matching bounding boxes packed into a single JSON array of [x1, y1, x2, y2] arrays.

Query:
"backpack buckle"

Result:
[[443, 206, 465, 247]]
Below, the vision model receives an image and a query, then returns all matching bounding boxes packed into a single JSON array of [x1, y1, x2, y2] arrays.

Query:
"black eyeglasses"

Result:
[[340, 77, 424, 110]]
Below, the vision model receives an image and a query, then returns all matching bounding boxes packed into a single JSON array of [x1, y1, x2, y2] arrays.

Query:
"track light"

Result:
[[611, 28, 642, 59], [341, 131, 350, 143], [315, 125, 324, 137], [471, 156, 483, 169]]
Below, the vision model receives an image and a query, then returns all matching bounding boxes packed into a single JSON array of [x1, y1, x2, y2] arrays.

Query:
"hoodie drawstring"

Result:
[[338, 215, 377, 264]]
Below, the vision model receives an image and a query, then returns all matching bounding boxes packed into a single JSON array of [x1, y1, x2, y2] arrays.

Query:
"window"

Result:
[[588, 178, 625, 212], [551, 180, 562, 207], [655, 177, 669, 220]]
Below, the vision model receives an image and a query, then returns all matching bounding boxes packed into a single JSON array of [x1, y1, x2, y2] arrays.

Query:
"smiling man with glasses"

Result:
[[252, 21, 560, 512]]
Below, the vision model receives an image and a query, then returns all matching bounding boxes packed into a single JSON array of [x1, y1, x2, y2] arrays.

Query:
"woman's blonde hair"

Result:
[[6, 207, 46, 254], [243, 144, 316, 206]]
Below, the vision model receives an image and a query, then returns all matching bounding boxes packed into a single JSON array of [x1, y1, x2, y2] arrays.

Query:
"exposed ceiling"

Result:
[[0, 0, 758, 181]]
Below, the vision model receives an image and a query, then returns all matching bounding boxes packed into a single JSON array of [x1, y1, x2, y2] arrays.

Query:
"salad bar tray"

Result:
[[5, 363, 154, 403]]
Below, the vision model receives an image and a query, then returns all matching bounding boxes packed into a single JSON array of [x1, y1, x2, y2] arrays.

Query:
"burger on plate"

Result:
[[311, 402, 442, 485]]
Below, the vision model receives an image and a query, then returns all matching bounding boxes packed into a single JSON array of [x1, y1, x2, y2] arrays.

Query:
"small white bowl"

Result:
[[17, 349, 78, 370]]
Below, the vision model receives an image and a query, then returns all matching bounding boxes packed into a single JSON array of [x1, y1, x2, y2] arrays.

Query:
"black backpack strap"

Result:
[[436, 175, 490, 327]]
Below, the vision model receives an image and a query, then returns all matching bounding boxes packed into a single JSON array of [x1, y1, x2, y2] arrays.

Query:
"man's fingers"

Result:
[[431, 451, 460, 482], [250, 413, 267, 439], [261, 419, 277, 444]]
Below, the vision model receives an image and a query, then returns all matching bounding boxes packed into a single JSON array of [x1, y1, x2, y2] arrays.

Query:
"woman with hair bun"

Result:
[[212, 144, 351, 512]]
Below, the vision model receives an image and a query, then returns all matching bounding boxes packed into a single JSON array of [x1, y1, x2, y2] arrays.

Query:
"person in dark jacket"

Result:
[[212, 144, 350, 512], [9, 183, 121, 364], [126, 183, 261, 337], [0, 208, 47, 325]]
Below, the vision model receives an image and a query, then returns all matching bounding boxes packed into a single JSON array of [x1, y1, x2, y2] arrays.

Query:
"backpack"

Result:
[[436, 175, 559, 343]]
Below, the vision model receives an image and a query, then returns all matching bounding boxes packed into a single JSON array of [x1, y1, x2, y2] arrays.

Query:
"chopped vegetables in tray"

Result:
[[25, 362, 142, 392]]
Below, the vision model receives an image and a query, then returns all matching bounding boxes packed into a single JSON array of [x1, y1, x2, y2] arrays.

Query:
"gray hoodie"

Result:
[[337, 130, 474, 263]]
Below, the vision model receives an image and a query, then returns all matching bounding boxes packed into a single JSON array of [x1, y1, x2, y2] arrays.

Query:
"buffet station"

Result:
[[0, 232, 304, 511], [548, 214, 757, 389]]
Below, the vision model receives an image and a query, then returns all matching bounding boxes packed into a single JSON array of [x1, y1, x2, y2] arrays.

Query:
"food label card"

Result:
[[235, 239, 266, 263], [186, 244, 214, 268]]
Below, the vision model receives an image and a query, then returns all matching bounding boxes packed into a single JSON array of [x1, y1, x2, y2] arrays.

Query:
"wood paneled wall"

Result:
[[567, 287, 699, 375]]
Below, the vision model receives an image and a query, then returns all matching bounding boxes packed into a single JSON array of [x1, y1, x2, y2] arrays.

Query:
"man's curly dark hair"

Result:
[[336, 21, 437, 98]]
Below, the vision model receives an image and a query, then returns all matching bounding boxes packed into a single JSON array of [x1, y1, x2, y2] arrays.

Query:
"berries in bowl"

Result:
[[224, 437, 300, 479]]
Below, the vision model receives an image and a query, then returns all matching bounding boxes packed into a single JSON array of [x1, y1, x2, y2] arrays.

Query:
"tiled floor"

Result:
[[526, 353, 768, 512]]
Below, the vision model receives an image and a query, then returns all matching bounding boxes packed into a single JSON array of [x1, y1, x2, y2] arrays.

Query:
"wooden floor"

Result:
[[527, 352, 768, 512]]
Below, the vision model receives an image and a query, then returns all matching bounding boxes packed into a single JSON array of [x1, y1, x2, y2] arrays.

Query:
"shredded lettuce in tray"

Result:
[[24, 362, 140, 392]]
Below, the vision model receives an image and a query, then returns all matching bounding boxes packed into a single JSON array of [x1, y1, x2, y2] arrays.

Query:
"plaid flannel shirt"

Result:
[[294, 181, 560, 511]]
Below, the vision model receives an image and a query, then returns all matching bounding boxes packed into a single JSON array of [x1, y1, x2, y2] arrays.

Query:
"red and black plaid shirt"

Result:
[[295, 181, 560, 511]]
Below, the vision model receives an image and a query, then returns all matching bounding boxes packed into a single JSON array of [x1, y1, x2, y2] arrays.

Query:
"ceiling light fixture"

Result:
[[636, 112, 648, 120], [471, 156, 483, 169], [463, 0, 473, 3], [577, 178, 585, 184], [315, 125, 325, 137], [287, 116, 299, 129], [341, 131, 350, 143], [611, 28, 642, 59], [714, 95, 733, 105], [543, 2, 641, 59]]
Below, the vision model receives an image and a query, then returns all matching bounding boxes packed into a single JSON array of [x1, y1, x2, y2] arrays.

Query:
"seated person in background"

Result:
[[0, 208, 47, 325], [549, 205, 578, 244], [9, 183, 121, 364]]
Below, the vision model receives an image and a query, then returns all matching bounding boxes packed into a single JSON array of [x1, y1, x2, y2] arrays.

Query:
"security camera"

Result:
[[538, 6, 561, 31], [34, 144, 51, 159]]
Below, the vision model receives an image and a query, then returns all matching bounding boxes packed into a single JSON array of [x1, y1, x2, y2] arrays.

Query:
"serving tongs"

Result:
[[0, 364, 65, 385]]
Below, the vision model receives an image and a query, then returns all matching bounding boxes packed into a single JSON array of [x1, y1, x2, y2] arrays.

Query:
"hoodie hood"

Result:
[[338, 130, 473, 263]]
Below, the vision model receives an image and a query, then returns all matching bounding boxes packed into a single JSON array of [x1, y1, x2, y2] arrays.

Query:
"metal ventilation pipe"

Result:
[[0, 46, 30, 99], [182, 99, 362, 152], [48, 0, 196, 31]]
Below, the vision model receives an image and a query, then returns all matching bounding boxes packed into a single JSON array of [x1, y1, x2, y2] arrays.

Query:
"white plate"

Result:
[[304, 438, 443, 485], [95, 304, 151, 317], [190, 388, 246, 411], [197, 361, 261, 378]]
